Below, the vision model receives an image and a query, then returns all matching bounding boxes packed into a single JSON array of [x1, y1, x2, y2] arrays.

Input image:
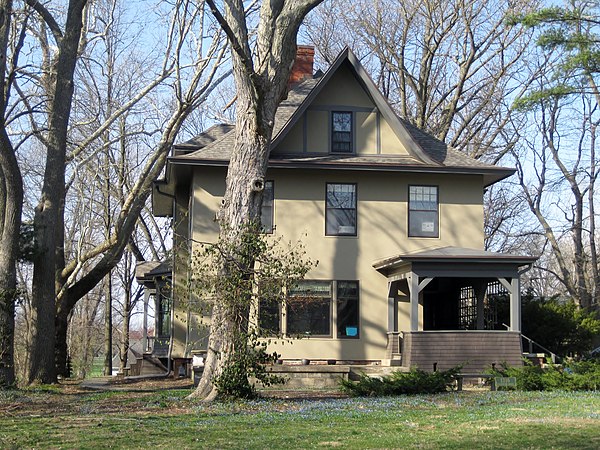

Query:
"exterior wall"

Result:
[[171, 185, 190, 358], [311, 63, 374, 108], [278, 115, 304, 153], [402, 331, 524, 372], [186, 165, 485, 362], [380, 118, 407, 155], [306, 110, 328, 153], [273, 63, 408, 156], [356, 111, 378, 155]]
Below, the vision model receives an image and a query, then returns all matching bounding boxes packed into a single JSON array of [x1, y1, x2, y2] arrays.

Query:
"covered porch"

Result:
[[373, 247, 537, 372]]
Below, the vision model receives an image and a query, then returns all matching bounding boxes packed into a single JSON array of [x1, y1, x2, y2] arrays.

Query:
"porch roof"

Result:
[[135, 261, 171, 284], [373, 246, 537, 279]]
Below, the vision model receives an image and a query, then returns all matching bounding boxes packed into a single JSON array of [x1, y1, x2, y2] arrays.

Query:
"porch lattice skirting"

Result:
[[401, 331, 523, 372]]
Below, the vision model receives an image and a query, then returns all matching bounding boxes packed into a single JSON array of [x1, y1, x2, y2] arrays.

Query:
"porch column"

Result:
[[409, 273, 419, 331], [499, 277, 521, 332], [408, 273, 433, 332], [510, 277, 521, 332], [142, 289, 151, 352], [387, 281, 398, 333]]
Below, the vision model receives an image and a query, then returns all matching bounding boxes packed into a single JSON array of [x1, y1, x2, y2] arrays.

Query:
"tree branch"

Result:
[[24, 0, 63, 44]]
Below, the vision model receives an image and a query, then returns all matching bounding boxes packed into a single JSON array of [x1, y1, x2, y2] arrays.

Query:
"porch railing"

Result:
[[144, 336, 170, 357], [502, 324, 560, 363]]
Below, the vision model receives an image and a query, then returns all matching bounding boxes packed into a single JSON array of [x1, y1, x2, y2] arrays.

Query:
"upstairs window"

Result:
[[409, 185, 439, 238], [332, 111, 352, 153], [260, 181, 274, 233], [326, 183, 357, 236]]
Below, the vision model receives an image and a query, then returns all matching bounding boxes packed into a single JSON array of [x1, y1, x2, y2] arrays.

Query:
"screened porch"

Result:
[[374, 247, 537, 372]]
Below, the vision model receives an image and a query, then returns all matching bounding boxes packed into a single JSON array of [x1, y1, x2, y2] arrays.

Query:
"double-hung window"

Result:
[[285, 280, 360, 338], [287, 281, 332, 337], [408, 185, 439, 237], [332, 111, 352, 153], [156, 282, 171, 337], [336, 281, 359, 338], [260, 180, 274, 233], [326, 183, 357, 236], [258, 297, 281, 336]]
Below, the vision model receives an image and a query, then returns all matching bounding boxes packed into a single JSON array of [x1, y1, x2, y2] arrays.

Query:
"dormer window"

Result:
[[332, 111, 352, 153]]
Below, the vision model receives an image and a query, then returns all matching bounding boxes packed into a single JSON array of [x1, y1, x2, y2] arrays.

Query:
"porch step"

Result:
[[385, 332, 402, 359], [381, 357, 402, 367]]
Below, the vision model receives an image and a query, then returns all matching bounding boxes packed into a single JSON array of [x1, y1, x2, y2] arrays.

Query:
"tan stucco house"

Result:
[[142, 47, 537, 375]]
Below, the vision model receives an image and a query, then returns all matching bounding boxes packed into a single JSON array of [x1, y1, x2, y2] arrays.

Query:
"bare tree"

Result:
[[0, 0, 228, 384], [510, 0, 600, 309], [304, 0, 538, 161], [514, 93, 599, 309], [49, 0, 228, 380], [0, 0, 25, 387], [190, 0, 324, 401]]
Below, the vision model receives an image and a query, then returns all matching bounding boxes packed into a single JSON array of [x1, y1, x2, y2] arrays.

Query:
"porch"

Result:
[[374, 247, 537, 372]]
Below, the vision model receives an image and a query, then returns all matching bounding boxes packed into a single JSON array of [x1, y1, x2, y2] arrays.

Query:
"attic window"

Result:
[[331, 111, 353, 153]]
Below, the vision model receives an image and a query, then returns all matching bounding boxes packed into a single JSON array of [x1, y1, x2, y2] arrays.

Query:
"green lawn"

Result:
[[1, 387, 599, 449]]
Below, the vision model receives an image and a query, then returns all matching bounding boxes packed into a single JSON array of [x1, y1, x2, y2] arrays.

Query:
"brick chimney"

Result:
[[288, 45, 315, 90]]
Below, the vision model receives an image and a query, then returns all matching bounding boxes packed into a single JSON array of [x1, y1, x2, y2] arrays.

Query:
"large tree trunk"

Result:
[[0, 137, 23, 387], [191, 0, 323, 401], [0, 0, 23, 388], [192, 120, 270, 401], [54, 306, 71, 378], [27, 0, 87, 384], [119, 265, 132, 374], [103, 276, 112, 376]]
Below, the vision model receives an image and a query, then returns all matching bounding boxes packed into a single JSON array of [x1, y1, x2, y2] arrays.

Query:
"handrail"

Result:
[[502, 323, 560, 363]]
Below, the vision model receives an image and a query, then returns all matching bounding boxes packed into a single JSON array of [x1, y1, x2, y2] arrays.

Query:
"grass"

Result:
[[87, 356, 105, 378], [0, 384, 599, 449]]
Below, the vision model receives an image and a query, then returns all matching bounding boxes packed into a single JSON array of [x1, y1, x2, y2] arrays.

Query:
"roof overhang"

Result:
[[167, 156, 515, 187], [152, 179, 175, 216], [135, 261, 172, 285], [151, 161, 193, 217], [373, 246, 538, 279]]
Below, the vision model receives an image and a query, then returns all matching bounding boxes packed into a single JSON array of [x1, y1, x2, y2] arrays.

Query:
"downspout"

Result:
[[185, 308, 191, 362], [159, 186, 176, 377], [166, 290, 174, 376]]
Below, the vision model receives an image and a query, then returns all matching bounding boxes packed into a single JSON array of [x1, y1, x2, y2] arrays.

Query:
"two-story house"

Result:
[[145, 46, 536, 376]]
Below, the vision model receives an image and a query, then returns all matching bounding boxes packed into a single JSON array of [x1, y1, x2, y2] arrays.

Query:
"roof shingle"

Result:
[[169, 50, 512, 184]]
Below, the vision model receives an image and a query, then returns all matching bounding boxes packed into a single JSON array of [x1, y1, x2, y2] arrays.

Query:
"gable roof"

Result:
[[167, 48, 514, 187]]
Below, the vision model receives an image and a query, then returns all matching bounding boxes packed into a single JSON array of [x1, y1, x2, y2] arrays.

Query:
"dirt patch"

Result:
[[0, 377, 197, 418], [107, 376, 195, 391]]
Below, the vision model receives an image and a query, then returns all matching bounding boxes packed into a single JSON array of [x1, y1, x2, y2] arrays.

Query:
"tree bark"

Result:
[[28, 0, 88, 384], [0, 0, 23, 388], [191, 0, 323, 401], [0, 141, 22, 387], [51, 28, 229, 377], [103, 275, 112, 376]]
